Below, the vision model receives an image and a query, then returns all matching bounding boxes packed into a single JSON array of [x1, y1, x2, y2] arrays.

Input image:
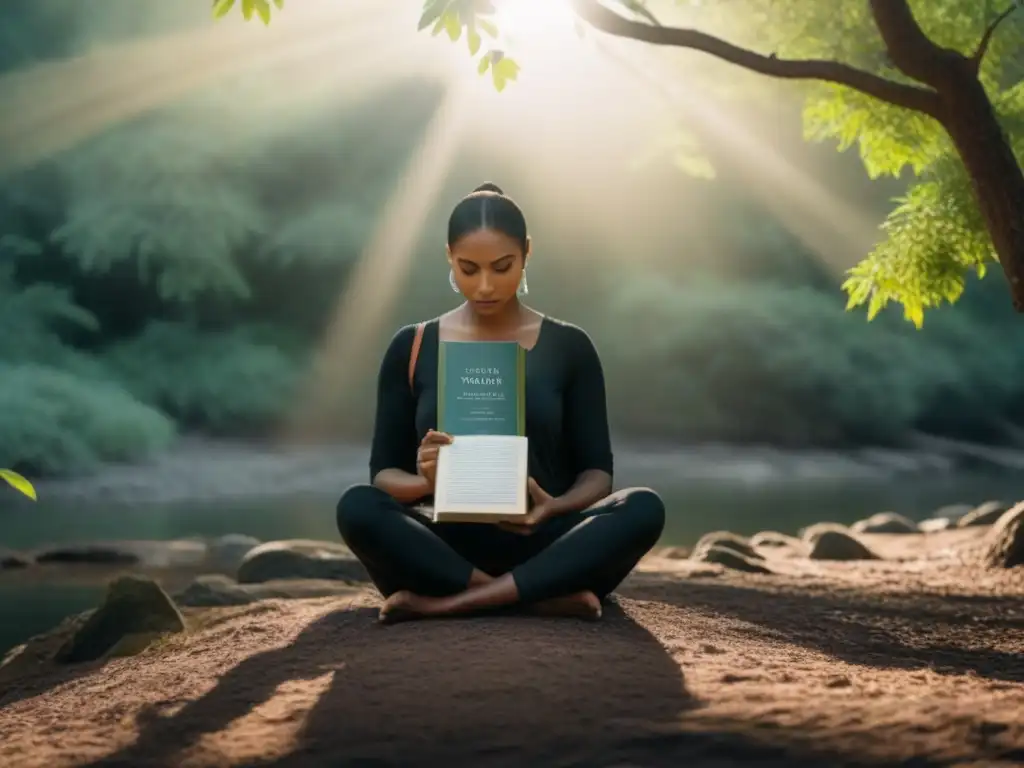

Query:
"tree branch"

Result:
[[867, 0, 951, 87], [569, 0, 941, 117], [970, 4, 1019, 71]]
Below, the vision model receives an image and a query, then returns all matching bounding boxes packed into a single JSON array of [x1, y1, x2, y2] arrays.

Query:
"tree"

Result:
[[219, 0, 1024, 328]]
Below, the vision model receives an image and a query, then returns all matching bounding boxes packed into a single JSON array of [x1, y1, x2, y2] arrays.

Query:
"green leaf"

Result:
[[443, 11, 462, 41], [272, 0, 283, 8], [467, 28, 482, 55], [418, 0, 448, 31], [477, 54, 491, 75], [491, 55, 520, 92], [211, 0, 236, 19], [254, 0, 271, 25], [1, 469, 37, 501], [241, 0, 256, 21]]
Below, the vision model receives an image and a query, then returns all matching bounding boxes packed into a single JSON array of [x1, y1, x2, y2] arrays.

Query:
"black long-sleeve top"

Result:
[[368, 315, 614, 501]]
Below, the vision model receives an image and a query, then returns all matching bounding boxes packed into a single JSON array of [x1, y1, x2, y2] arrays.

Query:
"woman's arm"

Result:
[[368, 325, 430, 504], [551, 326, 615, 514], [548, 469, 613, 515], [373, 469, 432, 504]]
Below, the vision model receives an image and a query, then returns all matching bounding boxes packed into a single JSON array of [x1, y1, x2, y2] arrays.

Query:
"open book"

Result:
[[426, 435, 529, 523]]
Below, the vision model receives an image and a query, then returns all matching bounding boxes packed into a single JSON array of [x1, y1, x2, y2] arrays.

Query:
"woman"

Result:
[[336, 182, 665, 623]]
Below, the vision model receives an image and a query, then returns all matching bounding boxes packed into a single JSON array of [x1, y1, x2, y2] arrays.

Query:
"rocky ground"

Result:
[[1, 502, 1022, 767]]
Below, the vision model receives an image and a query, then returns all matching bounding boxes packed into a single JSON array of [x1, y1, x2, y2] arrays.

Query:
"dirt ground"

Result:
[[1, 528, 1023, 768]]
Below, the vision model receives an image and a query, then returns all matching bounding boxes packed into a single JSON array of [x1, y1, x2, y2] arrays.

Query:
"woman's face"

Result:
[[448, 228, 529, 316]]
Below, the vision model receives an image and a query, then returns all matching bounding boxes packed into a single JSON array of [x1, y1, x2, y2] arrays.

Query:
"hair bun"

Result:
[[472, 181, 504, 195]]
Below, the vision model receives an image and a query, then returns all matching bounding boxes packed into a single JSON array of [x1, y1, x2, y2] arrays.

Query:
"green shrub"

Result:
[[0, 364, 176, 477], [599, 276, 932, 447], [101, 321, 302, 435]]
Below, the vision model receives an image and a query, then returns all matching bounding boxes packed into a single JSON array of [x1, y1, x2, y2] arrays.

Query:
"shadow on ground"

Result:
[[630, 573, 1024, 685]]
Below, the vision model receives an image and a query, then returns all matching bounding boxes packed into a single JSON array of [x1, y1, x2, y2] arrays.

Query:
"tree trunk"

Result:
[[939, 63, 1024, 311]]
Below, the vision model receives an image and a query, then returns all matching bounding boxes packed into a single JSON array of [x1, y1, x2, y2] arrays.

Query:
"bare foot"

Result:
[[529, 590, 602, 620], [379, 590, 443, 624]]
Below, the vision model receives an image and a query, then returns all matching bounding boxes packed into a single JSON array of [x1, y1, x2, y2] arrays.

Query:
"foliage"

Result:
[[598, 273, 932, 446], [0, 364, 176, 477], [1, 469, 36, 500], [100, 322, 303, 435], [217, 0, 1024, 328]]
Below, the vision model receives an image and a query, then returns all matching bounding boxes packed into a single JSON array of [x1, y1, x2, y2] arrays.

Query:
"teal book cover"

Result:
[[437, 340, 526, 436]]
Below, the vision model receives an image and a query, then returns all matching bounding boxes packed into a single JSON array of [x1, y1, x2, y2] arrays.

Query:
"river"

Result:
[[3, 439, 1024, 658]]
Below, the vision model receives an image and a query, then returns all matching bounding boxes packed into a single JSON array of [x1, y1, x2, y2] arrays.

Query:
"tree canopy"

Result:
[[222, 0, 1024, 328]]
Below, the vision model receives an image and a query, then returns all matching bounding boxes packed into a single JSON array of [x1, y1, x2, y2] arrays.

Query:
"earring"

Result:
[[449, 268, 461, 293], [517, 267, 529, 297]]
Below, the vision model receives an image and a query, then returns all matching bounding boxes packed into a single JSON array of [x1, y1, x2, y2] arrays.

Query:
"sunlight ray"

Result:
[[0, 0, 438, 175], [599, 39, 884, 272], [282, 83, 472, 442]]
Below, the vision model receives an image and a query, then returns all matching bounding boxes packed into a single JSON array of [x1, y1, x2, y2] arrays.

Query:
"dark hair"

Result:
[[447, 181, 529, 254]]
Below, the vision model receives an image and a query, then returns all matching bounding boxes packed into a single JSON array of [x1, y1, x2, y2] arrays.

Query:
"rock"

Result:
[[174, 574, 364, 607], [749, 531, 802, 549], [851, 512, 918, 535], [1, 548, 30, 569], [957, 500, 1010, 528], [693, 545, 773, 574], [208, 534, 261, 571], [692, 531, 763, 561], [805, 526, 879, 561], [55, 575, 185, 664], [981, 502, 1024, 568], [236, 539, 370, 585], [932, 503, 972, 523], [35, 544, 140, 565], [918, 517, 954, 533]]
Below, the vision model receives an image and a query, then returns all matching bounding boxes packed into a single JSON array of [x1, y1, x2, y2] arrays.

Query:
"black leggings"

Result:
[[335, 484, 665, 604]]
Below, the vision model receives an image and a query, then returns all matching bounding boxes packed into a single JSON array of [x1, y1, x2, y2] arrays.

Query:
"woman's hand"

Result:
[[499, 477, 556, 535], [416, 429, 453, 492]]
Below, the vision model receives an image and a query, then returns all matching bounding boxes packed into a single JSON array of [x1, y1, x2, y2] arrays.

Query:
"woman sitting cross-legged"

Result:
[[336, 181, 665, 624]]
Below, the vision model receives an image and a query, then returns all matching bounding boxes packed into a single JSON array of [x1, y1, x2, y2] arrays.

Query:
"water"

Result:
[[3, 468, 1024, 658]]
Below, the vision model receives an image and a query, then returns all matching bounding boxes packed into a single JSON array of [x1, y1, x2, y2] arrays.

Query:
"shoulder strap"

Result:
[[408, 322, 426, 391]]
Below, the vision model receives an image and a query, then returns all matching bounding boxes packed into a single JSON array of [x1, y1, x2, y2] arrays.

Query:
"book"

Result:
[[429, 340, 528, 523], [437, 340, 526, 436], [432, 434, 529, 522]]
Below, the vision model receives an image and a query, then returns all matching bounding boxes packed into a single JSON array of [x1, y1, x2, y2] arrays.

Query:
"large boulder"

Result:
[[236, 539, 370, 584], [55, 575, 185, 664], [982, 503, 1024, 569], [174, 574, 364, 607], [851, 512, 918, 535], [957, 501, 1011, 528], [803, 524, 879, 561]]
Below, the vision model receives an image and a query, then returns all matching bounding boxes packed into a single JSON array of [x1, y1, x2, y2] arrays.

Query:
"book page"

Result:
[[434, 435, 528, 517]]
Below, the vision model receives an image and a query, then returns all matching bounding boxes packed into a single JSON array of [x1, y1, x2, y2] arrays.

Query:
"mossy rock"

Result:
[[957, 501, 1011, 528], [982, 502, 1024, 568], [692, 531, 763, 561], [693, 545, 773, 574], [805, 526, 879, 561], [850, 512, 918, 535], [55, 575, 185, 664], [174, 574, 364, 607]]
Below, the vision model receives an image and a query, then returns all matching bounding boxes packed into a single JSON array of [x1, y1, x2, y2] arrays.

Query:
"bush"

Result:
[[101, 321, 303, 435], [598, 275, 934, 447], [0, 364, 176, 477]]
